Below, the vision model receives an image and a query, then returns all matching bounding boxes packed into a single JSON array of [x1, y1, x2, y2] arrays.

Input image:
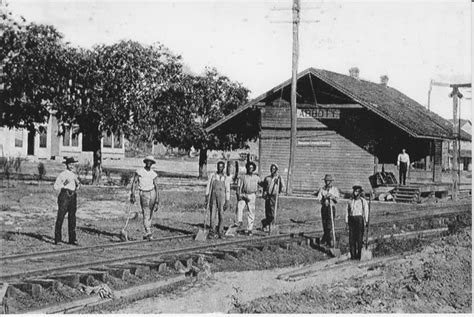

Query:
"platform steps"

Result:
[[392, 185, 420, 203]]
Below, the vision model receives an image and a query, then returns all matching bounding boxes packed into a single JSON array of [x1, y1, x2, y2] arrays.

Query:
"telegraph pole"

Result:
[[450, 86, 461, 200], [286, 0, 300, 195]]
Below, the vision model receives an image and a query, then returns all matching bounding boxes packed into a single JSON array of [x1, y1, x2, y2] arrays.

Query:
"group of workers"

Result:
[[53, 153, 384, 261]]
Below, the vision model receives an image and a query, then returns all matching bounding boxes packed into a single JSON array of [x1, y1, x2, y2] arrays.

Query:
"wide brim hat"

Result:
[[246, 161, 257, 171], [63, 157, 78, 165], [352, 185, 363, 191], [270, 163, 279, 171], [323, 174, 334, 181], [143, 155, 156, 164]]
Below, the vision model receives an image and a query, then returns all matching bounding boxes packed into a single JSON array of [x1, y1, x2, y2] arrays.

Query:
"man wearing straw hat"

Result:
[[260, 163, 285, 233], [346, 184, 369, 260], [53, 157, 80, 245], [130, 155, 159, 240], [315, 174, 340, 247]]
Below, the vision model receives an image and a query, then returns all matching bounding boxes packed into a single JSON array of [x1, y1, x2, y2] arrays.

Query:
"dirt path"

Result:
[[112, 257, 382, 313]]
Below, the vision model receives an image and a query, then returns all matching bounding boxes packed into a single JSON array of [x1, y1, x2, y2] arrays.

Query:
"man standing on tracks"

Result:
[[53, 157, 80, 245], [397, 148, 410, 185], [130, 155, 160, 241], [315, 174, 340, 247], [346, 185, 369, 260], [205, 161, 231, 238], [260, 163, 285, 233], [236, 161, 261, 236]]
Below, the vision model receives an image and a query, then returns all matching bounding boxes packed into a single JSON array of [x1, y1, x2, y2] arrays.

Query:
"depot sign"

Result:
[[297, 108, 340, 120]]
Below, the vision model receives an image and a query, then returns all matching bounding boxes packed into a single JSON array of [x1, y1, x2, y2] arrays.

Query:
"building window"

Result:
[[63, 125, 80, 147], [103, 132, 113, 148], [39, 126, 47, 148], [113, 133, 122, 148], [15, 130, 23, 147], [71, 126, 79, 147], [63, 127, 71, 146]]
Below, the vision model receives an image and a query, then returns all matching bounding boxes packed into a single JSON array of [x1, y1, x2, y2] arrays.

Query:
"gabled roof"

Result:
[[207, 68, 471, 141]]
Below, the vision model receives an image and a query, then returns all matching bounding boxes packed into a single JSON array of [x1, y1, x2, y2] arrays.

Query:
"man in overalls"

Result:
[[205, 161, 230, 238], [315, 174, 340, 247]]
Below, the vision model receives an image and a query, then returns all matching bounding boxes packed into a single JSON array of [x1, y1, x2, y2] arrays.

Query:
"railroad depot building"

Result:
[[207, 68, 471, 194]]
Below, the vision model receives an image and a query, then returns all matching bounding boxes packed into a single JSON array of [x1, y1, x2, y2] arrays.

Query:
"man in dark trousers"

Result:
[[53, 157, 80, 245], [205, 161, 230, 238], [260, 163, 285, 233], [397, 148, 410, 185], [346, 185, 369, 260], [315, 174, 340, 247]]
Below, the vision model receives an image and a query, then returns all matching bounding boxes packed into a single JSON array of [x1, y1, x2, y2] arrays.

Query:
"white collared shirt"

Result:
[[54, 170, 79, 191]]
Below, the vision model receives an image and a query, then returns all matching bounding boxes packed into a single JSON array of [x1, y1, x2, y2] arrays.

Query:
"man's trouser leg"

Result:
[[67, 192, 77, 243], [236, 199, 245, 224], [263, 196, 276, 228], [320, 206, 330, 245], [399, 162, 407, 185], [355, 216, 365, 259], [246, 193, 256, 231], [140, 190, 155, 235], [55, 189, 69, 243], [348, 216, 363, 259], [209, 194, 216, 232]]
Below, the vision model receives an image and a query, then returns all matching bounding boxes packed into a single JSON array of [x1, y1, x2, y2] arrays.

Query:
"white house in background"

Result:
[[0, 115, 124, 162]]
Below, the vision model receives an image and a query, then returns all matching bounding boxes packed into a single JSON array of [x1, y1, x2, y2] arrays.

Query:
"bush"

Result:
[[76, 160, 92, 182], [37, 162, 46, 181], [120, 172, 132, 186]]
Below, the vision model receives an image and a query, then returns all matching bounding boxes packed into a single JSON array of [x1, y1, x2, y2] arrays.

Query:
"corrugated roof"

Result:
[[207, 67, 471, 141]]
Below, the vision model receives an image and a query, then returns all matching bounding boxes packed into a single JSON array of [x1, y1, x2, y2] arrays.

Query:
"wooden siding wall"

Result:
[[260, 129, 374, 194]]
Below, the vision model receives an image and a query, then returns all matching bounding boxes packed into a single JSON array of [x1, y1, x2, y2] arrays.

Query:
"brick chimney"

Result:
[[349, 67, 359, 79], [380, 75, 389, 87]]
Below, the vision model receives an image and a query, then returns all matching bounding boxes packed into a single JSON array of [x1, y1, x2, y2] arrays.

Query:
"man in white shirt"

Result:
[[205, 161, 231, 238], [315, 174, 340, 247], [397, 148, 410, 185], [130, 155, 159, 240], [345, 185, 369, 260], [53, 157, 80, 245]]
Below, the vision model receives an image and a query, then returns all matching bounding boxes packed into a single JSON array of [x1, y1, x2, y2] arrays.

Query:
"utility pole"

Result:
[[286, 0, 300, 195], [449, 86, 461, 200]]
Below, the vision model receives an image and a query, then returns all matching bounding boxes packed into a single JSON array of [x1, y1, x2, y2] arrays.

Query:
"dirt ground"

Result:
[[107, 227, 472, 314]]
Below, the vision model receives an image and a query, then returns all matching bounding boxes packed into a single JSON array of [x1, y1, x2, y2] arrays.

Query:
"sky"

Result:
[[6, 0, 472, 120]]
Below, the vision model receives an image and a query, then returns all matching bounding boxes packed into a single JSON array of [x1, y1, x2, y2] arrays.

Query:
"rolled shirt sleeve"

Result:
[[53, 173, 64, 191]]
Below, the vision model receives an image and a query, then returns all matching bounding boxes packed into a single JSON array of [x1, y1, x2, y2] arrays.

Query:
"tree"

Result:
[[1, 19, 68, 131], [56, 41, 184, 183], [152, 67, 252, 179]]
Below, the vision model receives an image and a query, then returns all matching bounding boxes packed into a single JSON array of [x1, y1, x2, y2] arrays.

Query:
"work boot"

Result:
[[143, 233, 153, 241]]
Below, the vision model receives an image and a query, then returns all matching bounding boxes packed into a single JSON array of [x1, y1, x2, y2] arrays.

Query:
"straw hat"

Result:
[[143, 155, 156, 164]]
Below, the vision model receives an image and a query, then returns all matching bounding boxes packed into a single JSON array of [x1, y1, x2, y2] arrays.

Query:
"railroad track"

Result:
[[1, 202, 469, 266], [0, 202, 470, 282]]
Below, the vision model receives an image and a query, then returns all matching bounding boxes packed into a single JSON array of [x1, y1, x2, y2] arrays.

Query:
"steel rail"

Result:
[[0, 233, 194, 263], [0, 203, 470, 263], [0, 231, 310, 281], [0, 205, 470, 281]]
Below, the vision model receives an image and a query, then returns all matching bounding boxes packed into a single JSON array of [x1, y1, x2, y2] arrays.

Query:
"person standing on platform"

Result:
[[205, 161, 231, 238], [315, 174, 340, 247], [346, 185, 369, 260], [397, 148, 410, 185], [53, 157, 80, 245], [130, 156, 160, 240], [236, 161, 260, 236], [260, 163, 285, 232]]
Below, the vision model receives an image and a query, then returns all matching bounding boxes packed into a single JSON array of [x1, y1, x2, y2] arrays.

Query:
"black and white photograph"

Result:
[[0, 0, 472, 313]]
